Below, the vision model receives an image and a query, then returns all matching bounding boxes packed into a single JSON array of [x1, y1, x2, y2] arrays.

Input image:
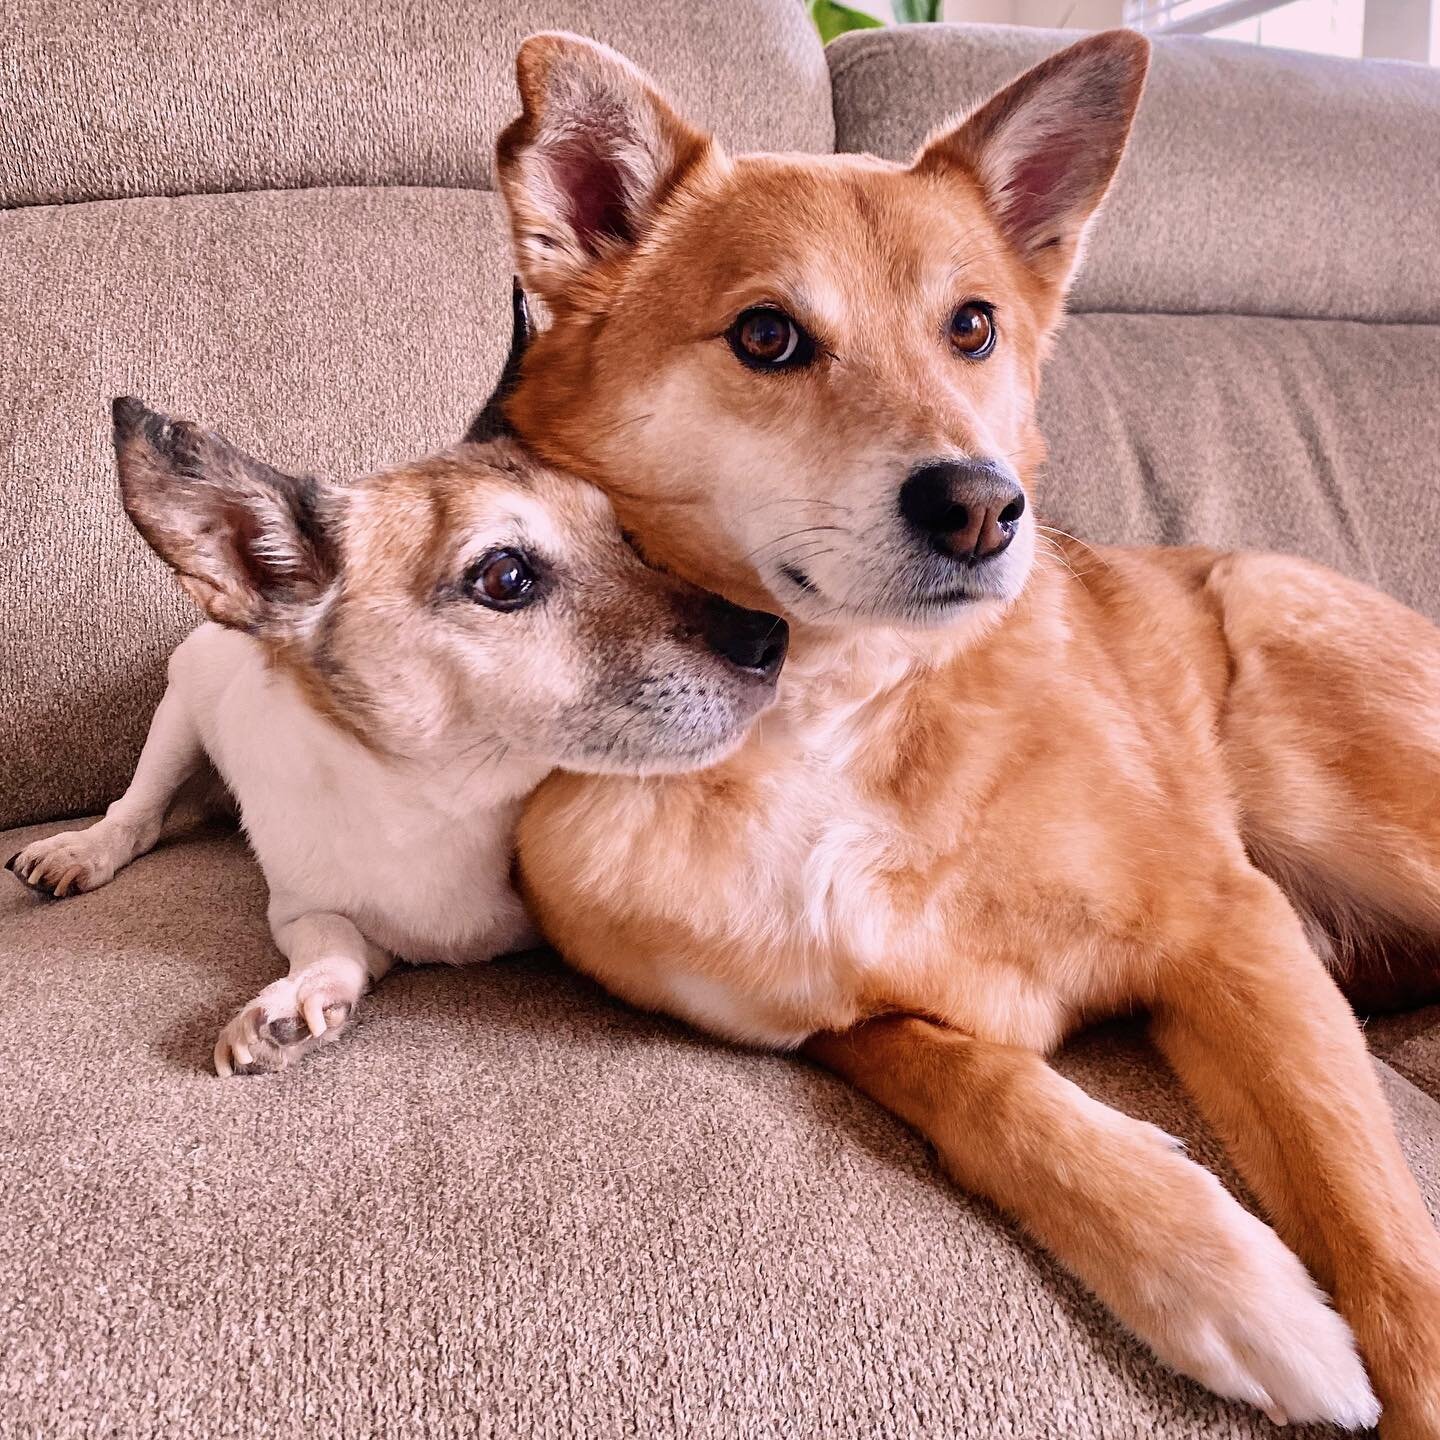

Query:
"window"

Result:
[[1124, 0, 1438, 62]]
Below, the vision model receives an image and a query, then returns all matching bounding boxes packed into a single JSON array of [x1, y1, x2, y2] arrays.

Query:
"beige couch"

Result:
[[3, 3, 1438, 1435]]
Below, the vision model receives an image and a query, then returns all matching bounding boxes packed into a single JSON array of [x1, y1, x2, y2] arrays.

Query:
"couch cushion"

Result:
[[2, 0, 832, 208], [1369, 1006, 1440, 1102], [1037, 312, 1440, 623], [4, 817, 1437, 1439], [0, 186, 518, 831], [828, 25, 1440, 323]]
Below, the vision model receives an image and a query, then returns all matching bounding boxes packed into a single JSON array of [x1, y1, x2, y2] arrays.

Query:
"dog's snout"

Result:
[[701, 598, 789, 680], [900, 460, 1026, 563]]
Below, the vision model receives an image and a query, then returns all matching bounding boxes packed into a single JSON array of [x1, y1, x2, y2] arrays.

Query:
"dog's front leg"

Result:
[[1152, 868, 1440, 1439], [805, 1016, 1378, 1427], [214, 909, 392, 1076]]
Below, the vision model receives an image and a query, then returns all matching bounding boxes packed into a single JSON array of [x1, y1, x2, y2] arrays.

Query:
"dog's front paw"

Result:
[[6, 828, 121, 898], [213, 964, 363, 1077], [1154, 1175, 1379, 1430]]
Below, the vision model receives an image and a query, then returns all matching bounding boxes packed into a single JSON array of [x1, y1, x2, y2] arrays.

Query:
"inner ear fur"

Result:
[[496, 32, 713, 308], [916, 30, 1150, 293], [112, 396, 337, 632]]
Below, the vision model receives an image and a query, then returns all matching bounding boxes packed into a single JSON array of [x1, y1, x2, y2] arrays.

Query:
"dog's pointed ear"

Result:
[[112, 396, 337, 632], [496, 32, 713, 308], [465, 279, 532, 443], [916, 30, 1149, 294]]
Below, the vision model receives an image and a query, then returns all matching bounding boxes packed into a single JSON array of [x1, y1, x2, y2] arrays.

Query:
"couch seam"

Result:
[[1068, 307, 1440, 329], [0, 180, 500, 216], [5, 184, 1437, 329]]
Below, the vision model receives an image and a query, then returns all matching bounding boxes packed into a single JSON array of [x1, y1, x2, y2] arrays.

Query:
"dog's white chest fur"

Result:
[[175, 626, 534, 964]]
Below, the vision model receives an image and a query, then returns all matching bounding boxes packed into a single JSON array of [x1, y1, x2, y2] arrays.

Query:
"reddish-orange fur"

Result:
[[500, 31, 1440, 1433]]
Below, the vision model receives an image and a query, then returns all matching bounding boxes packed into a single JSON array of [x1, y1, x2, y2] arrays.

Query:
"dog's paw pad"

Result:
[[263, 1014, 308, 1047], [214, 975, 362, 1077]]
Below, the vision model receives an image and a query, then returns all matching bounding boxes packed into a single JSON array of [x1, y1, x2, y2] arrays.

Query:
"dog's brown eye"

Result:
[[469, 549, 536, 610], [727, 307, 816, 371], [950, 302, 996, 360]]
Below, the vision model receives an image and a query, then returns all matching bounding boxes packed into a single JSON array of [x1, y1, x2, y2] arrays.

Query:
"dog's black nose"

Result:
[[900, 459, 1026, 562], [701, 598, 789, 680]]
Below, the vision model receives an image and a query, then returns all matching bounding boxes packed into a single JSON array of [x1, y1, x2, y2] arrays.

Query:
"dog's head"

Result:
[[495, 30, 1148, 632], [112, 397, 787, 774]]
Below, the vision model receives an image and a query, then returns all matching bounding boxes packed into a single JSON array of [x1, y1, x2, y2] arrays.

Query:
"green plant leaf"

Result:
[[892, 0, 942, 21], [808, 0, 885, 44]]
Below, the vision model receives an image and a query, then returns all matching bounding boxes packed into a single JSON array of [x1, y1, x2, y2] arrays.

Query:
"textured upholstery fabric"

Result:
[[1, 187, 516, 830], [4, 5, 1440, 1437], [1037, 313, 1440, 623], [1369, 1006, 1440, 1102], [3, 818, 1438, 1440], [1, 0, 832, 208], [828, 26, 1440, 324]]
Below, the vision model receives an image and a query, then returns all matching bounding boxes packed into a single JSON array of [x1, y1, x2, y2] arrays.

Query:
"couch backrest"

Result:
[[829, 26, 1440, 625], [6, 8, 1438, 832], [0, 0, 833, 829]]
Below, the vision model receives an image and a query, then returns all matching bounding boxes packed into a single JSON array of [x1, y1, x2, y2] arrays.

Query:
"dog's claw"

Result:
[[5, 828, 124, 898], [6, 857, 56, 899], [212, 969, 363, 1078], [1256, 1389, 1289, 1427], [303, 995, 327, 1037]]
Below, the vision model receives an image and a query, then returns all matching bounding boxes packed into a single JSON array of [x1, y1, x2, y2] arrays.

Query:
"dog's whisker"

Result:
[[587, 410, 655, 441], [770, 543, 838, 575], [606, 702, 653, 761], [453, 740, 511, 793], [1037, 524, 1115, 576], [440, 729, 506, 774], [590, 685, 647, 741], [744, 525, 849, 563], [1034, 533, 1088, 588], [749, 497, 854, 515]]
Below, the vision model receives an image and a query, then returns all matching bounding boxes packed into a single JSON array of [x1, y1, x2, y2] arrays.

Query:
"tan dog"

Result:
[[490, 30, 1440, 1436]]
